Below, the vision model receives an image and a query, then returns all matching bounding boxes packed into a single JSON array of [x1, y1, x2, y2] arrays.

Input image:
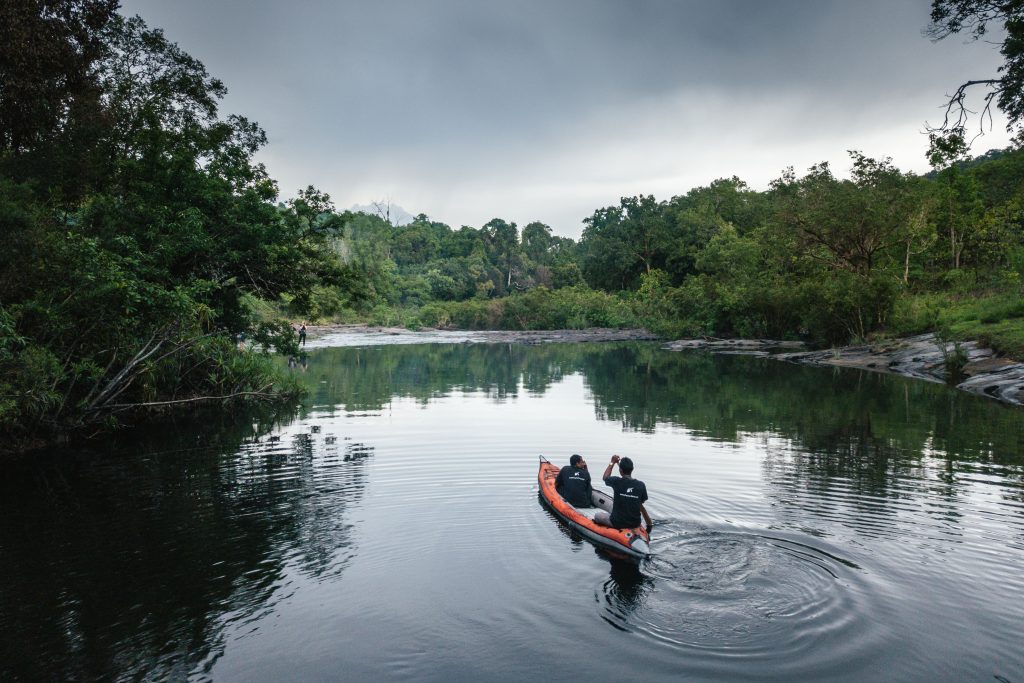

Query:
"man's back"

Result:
[[555, 465, 592, 507], [603, 475, 647, 528]]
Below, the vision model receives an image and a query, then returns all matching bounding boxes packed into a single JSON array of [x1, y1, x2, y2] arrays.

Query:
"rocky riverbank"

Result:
[[662, 334, 1024, 407], [303, 324, 660, 345]]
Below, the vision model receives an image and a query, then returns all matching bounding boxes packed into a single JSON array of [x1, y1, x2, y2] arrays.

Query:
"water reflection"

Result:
[[0, 414, 369, 681], [599, 557, 654, 629], [295, 343, 1024, 468], [2, 341, 1023, 681], [536, 495, 654, 627]]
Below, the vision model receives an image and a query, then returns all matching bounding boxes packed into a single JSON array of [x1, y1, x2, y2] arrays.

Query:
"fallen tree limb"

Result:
[[91, 386, 282, 414]]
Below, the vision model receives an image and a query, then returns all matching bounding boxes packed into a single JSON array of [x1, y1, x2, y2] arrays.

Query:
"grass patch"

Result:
[[892, 287, 1024, 360]]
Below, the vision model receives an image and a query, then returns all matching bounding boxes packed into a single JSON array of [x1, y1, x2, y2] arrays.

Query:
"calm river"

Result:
[[2, 339, 1023, 681]]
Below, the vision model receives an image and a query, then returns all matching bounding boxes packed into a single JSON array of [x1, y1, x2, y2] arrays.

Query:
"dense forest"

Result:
[[2, 0, 1023, 446], [296, 149, 1024, 350]]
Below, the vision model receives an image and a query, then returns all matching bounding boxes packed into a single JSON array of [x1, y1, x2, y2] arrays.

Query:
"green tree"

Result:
[[482, 218, 520, 293], [771, 153, 921, 278], [580, 195, 669, 290], [392, 222, 442, 267], [521, 221, 554, 264], [0, 9, 348, 442], [663, 177, 768, 281], [0, 0, 119, 204]]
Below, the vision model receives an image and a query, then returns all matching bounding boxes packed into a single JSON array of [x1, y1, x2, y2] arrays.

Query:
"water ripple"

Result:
[[595, 526, 883, 670]]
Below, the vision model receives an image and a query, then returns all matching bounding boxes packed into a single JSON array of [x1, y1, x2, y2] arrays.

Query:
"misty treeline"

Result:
[[2, 0, 1023, 446]]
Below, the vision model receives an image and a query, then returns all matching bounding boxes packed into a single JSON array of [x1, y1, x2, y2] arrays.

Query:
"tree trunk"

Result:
[[951, 224, 959, 269], [904, 240, 911, 284]]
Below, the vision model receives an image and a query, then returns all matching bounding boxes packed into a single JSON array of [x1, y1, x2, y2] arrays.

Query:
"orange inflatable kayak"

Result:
[[538, 455, 651, 560]]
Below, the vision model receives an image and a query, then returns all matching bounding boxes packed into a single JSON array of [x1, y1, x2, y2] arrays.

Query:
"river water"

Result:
[[2, 341, 1023, 681]]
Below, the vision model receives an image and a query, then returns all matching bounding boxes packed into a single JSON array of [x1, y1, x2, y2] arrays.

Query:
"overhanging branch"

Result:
[[928, 78, 1003, 141]]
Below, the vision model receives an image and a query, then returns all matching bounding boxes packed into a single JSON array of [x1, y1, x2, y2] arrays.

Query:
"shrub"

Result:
[[796, 274, 898, 346]]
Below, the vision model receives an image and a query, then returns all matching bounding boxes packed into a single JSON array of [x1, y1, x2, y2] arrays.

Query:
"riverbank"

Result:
[[303, 324, 659, 345], [663, 334, 1024, 407]]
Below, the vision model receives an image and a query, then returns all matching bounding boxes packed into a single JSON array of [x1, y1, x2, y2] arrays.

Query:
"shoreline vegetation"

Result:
[[5, 3, 1024, 452]]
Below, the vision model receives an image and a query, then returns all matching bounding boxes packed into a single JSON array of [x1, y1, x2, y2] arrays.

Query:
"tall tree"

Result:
[[1, 9, 347, 439], [482, 218, 519, 290], [521, 221, 554, 264], [579, 195, 668, 291], [0, 0, 119, 202], [771, 153, 922, 278]]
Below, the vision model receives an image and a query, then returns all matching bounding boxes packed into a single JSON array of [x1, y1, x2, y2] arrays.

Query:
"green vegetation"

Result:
[[290, 150, 1024, 356], [891, 289, 1024, 359], [1, 3, 341, 447], [4, 0, 1024, 449]]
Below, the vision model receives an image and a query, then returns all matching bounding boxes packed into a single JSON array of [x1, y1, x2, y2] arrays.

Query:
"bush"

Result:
[[367, 304, 421, 327], [305, 285, 347, 321], [889, 292, 948, 337], [0, 345, 63, 430], [977, 295, 1024, 323], [796, 274, 898, 346]]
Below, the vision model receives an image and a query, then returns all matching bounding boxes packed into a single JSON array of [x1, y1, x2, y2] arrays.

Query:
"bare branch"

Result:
[[928, 78, 1002, 140], [86, 328, 169, 410], [93, 386, 279, 414], [149, 331, 217, 365]]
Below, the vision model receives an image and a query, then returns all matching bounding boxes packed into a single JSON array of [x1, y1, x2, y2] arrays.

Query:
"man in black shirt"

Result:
[[554, 454, 593, 508], [594, 455, 652, 533]]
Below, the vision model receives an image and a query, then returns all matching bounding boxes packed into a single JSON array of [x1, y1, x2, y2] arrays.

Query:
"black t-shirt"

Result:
[[555, 465, 592, 508], [603, 475, 648, 528]]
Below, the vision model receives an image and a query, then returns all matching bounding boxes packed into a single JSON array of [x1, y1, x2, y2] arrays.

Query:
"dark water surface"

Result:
[[3, 342, 1024, 681]]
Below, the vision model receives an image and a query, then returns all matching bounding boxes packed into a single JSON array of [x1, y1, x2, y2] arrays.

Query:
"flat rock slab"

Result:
[[664, 333, 1024, 407], [304, 324, 659, 345], [958, 365, 1024, 405], [663, 338, 806, 352]]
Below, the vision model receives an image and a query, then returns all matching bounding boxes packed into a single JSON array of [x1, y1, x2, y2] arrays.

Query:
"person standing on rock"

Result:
[[299, 322, 307, 347]]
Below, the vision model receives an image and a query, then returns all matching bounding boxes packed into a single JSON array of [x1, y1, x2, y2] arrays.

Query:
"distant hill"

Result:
[[350, 202, 414, 226], [924, 147, 1012, 179]]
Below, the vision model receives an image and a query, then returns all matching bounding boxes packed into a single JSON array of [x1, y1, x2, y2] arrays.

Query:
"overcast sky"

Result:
[[120, 0, 1012, 237]]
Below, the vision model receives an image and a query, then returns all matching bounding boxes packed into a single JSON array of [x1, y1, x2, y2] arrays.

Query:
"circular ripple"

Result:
[[595, 525, 885, 670]]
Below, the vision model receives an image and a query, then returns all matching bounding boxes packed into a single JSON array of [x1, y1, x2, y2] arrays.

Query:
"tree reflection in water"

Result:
[[4, 341, 1023, 680], [0, 404, 370, 681], [296, 342, 1024, 470]]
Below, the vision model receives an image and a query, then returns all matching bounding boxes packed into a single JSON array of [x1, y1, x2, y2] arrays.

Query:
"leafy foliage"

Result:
[[295, 143, 1024, 354], [0, 5, 342, 445], [5, 0, 1024, 449]]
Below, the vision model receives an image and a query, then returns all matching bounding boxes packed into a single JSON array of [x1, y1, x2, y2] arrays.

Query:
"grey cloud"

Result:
[[120, 0, 1010, 235]]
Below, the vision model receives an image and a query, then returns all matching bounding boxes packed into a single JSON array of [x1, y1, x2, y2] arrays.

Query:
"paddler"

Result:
[[594, 455, 652, 534], [555, 454, 593, 508]]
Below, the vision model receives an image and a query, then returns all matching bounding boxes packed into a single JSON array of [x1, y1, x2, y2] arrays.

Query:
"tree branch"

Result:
[[929, 79, 1003, 140], [94, 386, 279, 413]]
